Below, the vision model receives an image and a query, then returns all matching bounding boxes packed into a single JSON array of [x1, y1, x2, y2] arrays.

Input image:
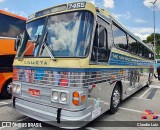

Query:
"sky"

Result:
[[0, 0, 160, 40]]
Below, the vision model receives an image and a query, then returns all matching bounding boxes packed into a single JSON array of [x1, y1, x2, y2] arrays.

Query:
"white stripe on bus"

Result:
[[0, 37, 16, 40]]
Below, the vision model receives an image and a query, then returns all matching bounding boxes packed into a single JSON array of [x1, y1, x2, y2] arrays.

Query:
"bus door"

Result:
[[89, 16, 112, 110]]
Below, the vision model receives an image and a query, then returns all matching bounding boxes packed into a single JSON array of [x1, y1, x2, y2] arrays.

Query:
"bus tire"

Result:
[[1, 79, 12, 99], [109, 84, 121, 114]]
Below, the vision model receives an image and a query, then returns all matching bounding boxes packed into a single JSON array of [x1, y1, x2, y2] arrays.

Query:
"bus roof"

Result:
[[0, 10, 27, 21]]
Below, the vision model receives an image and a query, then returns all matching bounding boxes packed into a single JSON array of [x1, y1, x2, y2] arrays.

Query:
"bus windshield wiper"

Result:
[[41, 32, 56, 61], [19, 34, 40, 61], [33, 34, 40, 45]]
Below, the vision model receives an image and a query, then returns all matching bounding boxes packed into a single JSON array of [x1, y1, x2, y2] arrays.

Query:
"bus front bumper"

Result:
[[13, 97, 91, 129]]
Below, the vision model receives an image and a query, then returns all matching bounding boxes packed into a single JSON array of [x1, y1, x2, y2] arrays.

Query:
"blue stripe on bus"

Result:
[[109, 52, 154, 66], [14, 66, 150, 72]]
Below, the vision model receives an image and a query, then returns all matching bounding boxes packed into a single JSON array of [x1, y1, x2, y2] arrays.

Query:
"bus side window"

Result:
[[138, 43, 144, 57], [150, 52, 154, 60], [144, 47, 149, 59], [112, 24, 128, 50], [149, 52, 153, 60], [128, 36, 137, 54], [91, 24, 109, 62]]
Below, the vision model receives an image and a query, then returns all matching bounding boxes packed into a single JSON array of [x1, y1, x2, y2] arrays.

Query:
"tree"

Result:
[[145, 33, 160, 55], [142, 40, 147, 43]]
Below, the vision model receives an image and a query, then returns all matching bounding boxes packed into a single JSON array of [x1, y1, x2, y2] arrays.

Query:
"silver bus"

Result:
[[12, 2, 154, 128]]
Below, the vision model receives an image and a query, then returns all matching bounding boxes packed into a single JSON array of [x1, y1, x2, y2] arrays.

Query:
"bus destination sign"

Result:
[[67, 2, 86, 10]]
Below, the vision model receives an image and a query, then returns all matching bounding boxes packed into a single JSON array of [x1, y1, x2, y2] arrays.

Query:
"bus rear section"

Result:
[[0, 10, 26, 98]]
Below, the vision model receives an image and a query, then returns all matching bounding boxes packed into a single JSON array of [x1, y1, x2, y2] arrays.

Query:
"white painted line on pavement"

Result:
[[119, 107, 145, 114], [0, 102, 9, 105], [139, 87, 151, 98], [150, 85, 160, 89], [119, 107, 160, 116], [0, 127, 7, 130], [17, 117, 29, 122], [131, 97, 150, 100], [86, 127, 99, 130]]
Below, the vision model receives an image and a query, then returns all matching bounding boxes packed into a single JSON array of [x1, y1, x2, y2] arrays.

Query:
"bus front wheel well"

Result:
[[3, 78, 12, 87], [115, 81, 123, 100]]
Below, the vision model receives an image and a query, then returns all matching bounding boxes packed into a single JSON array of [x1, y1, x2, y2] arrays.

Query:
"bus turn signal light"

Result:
[[111, 75, 115, 79], [81, 95, 86, 102], [73, 100, 79, 106], [72, 91, 79, 106]]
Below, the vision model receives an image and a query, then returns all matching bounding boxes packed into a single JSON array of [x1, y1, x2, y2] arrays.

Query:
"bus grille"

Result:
[[13, 68, 126, 87]]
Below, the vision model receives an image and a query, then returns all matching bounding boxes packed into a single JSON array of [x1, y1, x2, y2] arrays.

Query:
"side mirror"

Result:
[[14, 36, 21, 51]]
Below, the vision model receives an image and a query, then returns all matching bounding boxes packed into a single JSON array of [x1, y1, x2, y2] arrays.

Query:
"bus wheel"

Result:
[[1, 80, 12, 99], [109, 84, 121, 114]]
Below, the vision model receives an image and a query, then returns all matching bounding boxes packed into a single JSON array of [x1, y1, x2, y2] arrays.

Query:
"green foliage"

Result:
[[156, 55, 160, 59], [146, 33, 160, 55], [142, 40, 147, 43]]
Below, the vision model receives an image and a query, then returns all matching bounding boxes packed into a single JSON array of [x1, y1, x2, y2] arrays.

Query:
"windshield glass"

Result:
[[16, 18, 46, 57], [27, 18, 46, 41], [40, 11, 93, 57], [17, 11, 94, 58]]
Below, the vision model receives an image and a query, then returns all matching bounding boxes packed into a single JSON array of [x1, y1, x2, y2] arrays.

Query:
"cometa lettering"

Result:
[[24, 61, 48, 65]]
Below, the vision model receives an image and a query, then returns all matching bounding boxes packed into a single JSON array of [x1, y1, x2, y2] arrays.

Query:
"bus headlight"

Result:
[[60, 93, 67, 102], [51, 90, 69, 104], [12, 85, 17, 93], [12, 83, 21, 94], [16, 85, 21, 94], [52, 91, 58, 101]]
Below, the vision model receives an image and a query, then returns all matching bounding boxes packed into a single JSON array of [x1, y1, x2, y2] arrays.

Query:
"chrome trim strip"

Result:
[[97, 14, 111, 24], [0, 37, 16, 40]]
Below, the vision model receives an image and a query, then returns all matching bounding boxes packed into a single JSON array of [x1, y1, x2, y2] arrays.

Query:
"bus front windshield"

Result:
[[18, 11, 94, 58]]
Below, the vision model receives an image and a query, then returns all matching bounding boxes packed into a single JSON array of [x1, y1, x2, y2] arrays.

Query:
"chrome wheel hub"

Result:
[[112, 90, 120, 108], [7, 83, 12, 94]]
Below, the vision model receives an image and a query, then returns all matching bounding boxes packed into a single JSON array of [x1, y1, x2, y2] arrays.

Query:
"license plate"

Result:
[[28, 89, 40, 96]]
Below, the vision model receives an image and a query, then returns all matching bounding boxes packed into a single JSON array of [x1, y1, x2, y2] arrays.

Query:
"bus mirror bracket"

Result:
[[14, 36, 21, 51]]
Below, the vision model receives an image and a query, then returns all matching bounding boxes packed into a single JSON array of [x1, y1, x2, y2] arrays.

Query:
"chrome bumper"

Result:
[[13, 98, 91, 128]]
